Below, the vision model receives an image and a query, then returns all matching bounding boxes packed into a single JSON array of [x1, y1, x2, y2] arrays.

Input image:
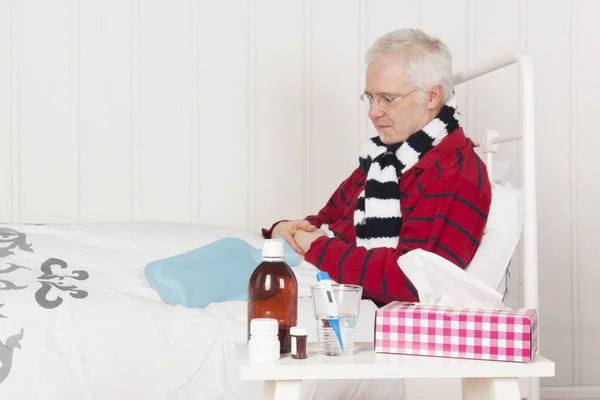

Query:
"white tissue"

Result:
[[397, 249, 509, 310]]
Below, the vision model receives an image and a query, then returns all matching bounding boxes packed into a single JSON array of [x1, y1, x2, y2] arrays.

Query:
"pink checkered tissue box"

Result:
[[375, 301, 538, 362]]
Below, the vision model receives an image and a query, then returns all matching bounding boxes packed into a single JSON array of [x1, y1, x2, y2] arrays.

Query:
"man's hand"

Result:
[[271, 220, 317, 255], [294, 229, 328, 254]]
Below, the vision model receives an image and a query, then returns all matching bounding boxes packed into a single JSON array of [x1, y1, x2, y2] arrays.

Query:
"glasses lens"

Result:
[[360, 93, 399, 110]]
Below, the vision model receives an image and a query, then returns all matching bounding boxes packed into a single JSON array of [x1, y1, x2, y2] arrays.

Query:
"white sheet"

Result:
[[0, 222, 402, 400]]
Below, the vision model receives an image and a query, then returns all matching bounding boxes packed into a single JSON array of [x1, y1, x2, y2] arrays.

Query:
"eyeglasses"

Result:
[[360, 89, 417, 109]]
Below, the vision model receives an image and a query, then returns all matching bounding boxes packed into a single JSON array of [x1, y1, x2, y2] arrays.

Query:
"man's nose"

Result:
[[368, 101, 385, 119]]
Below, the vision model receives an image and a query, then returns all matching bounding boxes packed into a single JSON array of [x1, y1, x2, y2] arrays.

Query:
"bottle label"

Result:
[[291, 336, 297, 355]]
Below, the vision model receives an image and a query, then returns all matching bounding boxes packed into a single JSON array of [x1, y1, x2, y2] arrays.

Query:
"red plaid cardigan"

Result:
[[263, 128, 492, 305]]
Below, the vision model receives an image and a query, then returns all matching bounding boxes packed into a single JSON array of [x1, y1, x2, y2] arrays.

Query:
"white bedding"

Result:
[[0, 222, 402, 400]]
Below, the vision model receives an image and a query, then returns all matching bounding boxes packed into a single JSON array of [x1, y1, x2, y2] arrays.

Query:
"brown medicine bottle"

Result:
[[247, 239, 298, 354]]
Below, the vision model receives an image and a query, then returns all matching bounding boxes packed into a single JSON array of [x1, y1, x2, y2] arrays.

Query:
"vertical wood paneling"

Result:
[[9, 0, 20, 223], [196, 0, 248, 230], [471, 0, 521, 185], [309, 0, 361, 213], [470, 0, 522, 309], [421, 0, 468, 130], [79, 0, 131, 222], [0, 1, 11, 222], [303, 0, 312, 218], [2, 2, 600, 390], [19, 0, 79, 222], [246, 0, 256, 231], [364, 0, 422, 46], [130, 0, 140, 221], [573, 0, 600, 387], [189, 0, 199, 224], [358, 0, 367, 150], [137, 1, 192, 222], [69, 0, 80, 221], [253, 0, 305, 230], [526, 0, 573, 387], [363, 0, 421, 141], [569, 0, 581, 386]]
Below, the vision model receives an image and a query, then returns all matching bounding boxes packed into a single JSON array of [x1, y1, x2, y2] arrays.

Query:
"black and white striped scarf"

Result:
[[354, 97, 459, 249]]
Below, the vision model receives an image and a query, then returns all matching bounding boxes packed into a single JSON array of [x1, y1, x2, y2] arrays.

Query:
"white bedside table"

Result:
[[237, 342, 554, 400]]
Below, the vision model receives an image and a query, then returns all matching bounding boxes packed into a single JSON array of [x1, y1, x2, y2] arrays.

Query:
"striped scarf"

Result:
[[354, 97, 459, 249]]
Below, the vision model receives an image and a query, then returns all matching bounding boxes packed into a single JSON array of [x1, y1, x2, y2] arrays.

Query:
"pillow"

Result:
[[145, 236, 303, 308], [465, 181, 523, 294]]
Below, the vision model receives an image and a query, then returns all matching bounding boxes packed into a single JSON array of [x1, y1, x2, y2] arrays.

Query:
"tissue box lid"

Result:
[[375, 301, 538, 362]]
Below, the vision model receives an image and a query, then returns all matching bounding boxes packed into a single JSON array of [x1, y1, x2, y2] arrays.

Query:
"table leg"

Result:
[[262, 380, 302, 400], [462, 377, 521, 400], [529, 377, 540, 400]]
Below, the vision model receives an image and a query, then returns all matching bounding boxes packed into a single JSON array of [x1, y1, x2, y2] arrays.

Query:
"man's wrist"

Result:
[[304, 234, 329, 262], [307, 232, 328, 251]]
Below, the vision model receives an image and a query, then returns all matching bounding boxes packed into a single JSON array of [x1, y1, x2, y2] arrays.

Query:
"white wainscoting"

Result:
[[1, 0, 599, 397]]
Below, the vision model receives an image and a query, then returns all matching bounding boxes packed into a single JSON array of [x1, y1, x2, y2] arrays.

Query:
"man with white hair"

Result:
[[263, 28, 491, 305]]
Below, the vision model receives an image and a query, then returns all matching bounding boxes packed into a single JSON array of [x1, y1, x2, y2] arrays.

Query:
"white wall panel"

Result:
[[19, 0, 79, 222], [253, 0, 305, 231], [364, 0, 421, 45], [527, 0, 573, 388], [573, 0, 600, 387], [363, 0, 421, 141], [79, 0, 131, 222], [0, 0, 11, 222], [421, 0, 469, 131], [470, 0, 523, 310], [471, 0, 522, 184], [2, 0, 600, 393], [196, 0, 248, 230], [309, 0, 361, 214], [136, 1, 192, 222]]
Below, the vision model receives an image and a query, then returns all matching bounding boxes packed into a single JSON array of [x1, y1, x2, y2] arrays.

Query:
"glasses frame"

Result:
[[360, 89, 418, 109]]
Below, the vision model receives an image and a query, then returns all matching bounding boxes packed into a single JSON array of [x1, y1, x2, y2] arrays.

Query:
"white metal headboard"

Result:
[[453, 52, 539, 400], [454, 51, 538, 312]]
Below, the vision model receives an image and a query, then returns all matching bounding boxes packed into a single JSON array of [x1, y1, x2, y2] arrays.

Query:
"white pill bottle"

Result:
[[248, 318, 280, 363]]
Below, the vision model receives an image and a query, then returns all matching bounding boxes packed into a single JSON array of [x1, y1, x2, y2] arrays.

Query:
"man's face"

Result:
[[364, 55, 432, 145]]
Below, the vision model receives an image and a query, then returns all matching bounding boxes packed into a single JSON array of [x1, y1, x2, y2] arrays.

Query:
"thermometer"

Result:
[[316, 272, 344, 349]]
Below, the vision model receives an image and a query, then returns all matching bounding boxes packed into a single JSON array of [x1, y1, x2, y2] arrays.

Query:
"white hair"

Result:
[[365, 29, 454, 104]]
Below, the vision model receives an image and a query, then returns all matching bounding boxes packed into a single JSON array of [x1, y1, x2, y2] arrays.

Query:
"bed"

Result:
[[0, 222, 406, 399], [0, 51, 538, 400]]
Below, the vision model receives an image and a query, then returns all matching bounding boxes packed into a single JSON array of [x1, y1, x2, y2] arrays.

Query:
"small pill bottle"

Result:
[[248, 318, 280, 363], [290, 326, 308, 359]]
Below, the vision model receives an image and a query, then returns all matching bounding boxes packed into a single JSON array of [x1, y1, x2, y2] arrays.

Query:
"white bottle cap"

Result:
[[290, 326, 307, 336], [262, 239, 284, 260], [250, 318, 279, 337]]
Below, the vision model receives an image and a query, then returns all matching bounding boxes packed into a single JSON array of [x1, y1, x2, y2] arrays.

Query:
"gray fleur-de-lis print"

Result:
[[0, 264, 30, 293], [35, 258, 89, 309], [0, 264, 30, 274], [0, 228, 33, 258], [0, 328, 24, 384]]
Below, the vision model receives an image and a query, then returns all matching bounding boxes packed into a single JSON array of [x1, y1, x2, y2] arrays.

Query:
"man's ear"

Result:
[[427, 85, 444, 110]]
